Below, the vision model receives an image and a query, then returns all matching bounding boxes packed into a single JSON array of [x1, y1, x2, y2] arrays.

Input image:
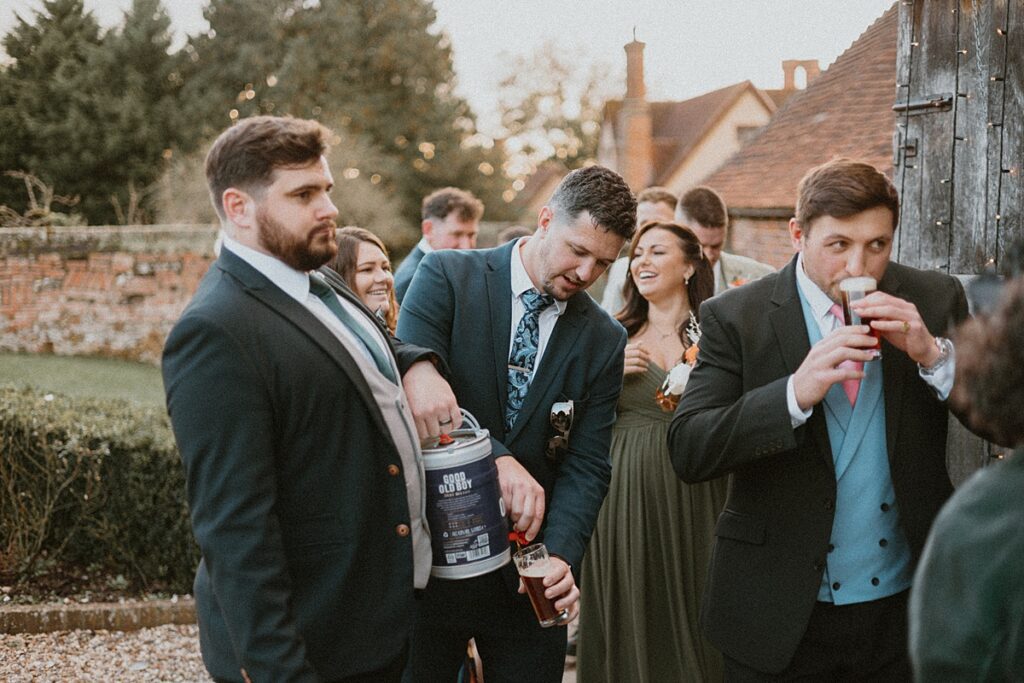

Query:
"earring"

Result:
[[684, 276, 690, 285]]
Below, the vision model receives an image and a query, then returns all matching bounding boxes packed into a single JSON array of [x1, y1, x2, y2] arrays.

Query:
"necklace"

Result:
[[647, 320, 682, 340]]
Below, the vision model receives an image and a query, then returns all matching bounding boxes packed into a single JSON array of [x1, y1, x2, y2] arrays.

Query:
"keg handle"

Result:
[[458, 408, 481, 431]]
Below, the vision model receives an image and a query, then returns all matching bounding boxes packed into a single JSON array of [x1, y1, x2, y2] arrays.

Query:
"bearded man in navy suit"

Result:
[[398, 165, 637, 682], [163, 116, 458, 683]]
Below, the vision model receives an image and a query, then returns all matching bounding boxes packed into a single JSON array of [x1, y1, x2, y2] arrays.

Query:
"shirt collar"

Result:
[[795, 251, 838, 321], [221, 233, 312, 305], [416, 236, 433, 254], [509, 237, 568, 314]]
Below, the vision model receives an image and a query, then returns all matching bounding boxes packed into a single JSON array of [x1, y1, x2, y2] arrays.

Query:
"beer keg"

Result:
[[422, 412, 511, 579]]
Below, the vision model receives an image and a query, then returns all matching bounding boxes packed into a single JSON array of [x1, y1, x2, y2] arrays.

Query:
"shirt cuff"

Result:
[[787, 375, 813, 428], [919, 344, 956, 401]]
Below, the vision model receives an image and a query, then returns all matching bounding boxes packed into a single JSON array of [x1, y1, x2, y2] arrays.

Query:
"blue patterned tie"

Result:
[[506, 289, 554, 431], [308, 275, 397, 384]]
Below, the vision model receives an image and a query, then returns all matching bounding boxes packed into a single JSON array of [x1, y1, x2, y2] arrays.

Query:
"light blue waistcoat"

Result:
[[798, 289, 913, 604]]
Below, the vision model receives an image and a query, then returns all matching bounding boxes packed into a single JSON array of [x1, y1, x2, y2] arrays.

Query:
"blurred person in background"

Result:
[[393, 187, 484, 303], [910, 265, 1024, 680], [322, 226, 398, 333], [675, 185, 774, 295], [578, 221, 726, 681]]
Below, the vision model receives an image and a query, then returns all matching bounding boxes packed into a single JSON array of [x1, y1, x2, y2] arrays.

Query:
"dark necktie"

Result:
[[309, 275, 397, 384], [506, 289, 554, 431]]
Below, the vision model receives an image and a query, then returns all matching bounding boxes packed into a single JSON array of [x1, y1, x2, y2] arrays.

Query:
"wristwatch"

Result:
[[919, 336, 953, 375]]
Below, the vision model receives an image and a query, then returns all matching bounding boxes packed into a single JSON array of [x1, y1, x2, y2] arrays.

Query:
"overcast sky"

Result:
[[2, 0, 895, 132]]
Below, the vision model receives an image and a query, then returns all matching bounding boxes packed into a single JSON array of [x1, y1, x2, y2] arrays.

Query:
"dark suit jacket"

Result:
[[667, 256, 969, 673], [393, 243, 426, 304], [163, 248, 438, 682], [396, 240, 626, 571]]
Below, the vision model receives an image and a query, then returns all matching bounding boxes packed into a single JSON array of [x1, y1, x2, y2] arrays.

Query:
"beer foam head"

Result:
[[839, 276, 877, 292]]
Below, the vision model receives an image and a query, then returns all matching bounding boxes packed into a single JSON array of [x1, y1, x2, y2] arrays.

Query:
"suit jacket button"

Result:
[[387, 464, 401, 476], [396, 524, 410, 537], [824, 499, 834, 511]]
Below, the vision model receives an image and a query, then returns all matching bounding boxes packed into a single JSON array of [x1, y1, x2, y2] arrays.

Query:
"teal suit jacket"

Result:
[[163, 248, 438, 681], [396, 240, 626, 570]]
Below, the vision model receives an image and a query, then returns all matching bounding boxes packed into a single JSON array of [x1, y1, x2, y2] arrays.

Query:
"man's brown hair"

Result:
[[205, 116, 331, 220], [795, 158, 900, 232], [636, 186, 677, 210], [677, 186, 728, 229], [421, 187, 484, 222]]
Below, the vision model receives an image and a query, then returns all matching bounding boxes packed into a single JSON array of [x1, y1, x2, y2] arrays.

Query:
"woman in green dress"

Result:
[[578, 221, 728, 682]]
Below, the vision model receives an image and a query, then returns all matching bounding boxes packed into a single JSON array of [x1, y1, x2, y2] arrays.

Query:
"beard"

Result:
[[257, 207, 337, 272]]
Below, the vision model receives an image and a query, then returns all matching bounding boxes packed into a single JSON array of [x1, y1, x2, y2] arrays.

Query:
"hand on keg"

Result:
[[495, 455, 545, 542], [517, 555, 580, 621], [402, 359, 462, 439]]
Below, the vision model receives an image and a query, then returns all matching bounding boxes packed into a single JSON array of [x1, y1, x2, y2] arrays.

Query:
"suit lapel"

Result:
[[879, 266, 907, 464], [770, 257, 833, 466], [486, 247, 514, 420], [218, 251, 396, 448]]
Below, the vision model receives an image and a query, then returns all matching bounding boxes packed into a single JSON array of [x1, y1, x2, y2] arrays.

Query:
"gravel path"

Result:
[[0, 625, 208, 682]]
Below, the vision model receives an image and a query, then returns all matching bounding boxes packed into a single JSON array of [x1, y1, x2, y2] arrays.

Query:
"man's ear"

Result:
[[421, 218, 433, 238], [536, 206, 552, 235], [788, 217, 804, 252], [223, 188, 256, 230]]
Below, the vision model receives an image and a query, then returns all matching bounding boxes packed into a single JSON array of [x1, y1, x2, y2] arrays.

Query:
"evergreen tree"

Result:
[[0, 0, 105, 218]]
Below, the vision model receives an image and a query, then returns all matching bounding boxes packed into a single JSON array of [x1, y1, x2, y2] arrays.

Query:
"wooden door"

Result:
[[894, 0, 1022, 483]]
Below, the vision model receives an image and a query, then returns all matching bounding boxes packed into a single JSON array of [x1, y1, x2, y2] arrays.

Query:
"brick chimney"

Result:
[[618, 35, 654, 191], [781, 59, 821, 90]]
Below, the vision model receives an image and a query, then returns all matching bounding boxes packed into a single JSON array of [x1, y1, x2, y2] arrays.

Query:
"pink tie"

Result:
[[830, 303, 862, 405]]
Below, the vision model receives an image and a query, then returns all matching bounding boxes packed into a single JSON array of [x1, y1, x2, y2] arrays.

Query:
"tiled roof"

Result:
[[704, 4, 898, 211], [604, 81, 777, 185]]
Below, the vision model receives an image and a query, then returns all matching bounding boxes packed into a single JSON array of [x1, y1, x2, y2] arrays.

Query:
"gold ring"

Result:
[[902, 321, 910, 334], [439, 418, 452, 426]]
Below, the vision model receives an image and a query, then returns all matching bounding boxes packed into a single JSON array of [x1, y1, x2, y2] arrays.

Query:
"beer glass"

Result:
[[512, 543, 570, 627], [839, 276, 882, 359]]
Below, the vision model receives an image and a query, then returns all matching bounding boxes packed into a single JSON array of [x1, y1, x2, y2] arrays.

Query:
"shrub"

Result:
[[0, 385, 197, 593]]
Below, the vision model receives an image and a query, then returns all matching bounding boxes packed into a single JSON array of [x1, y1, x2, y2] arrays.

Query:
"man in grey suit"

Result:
[[393, 186, 483, 303], [676, 185, 774, 294], [163, 116, 457, 682], [398, 165, 637, 682], [669, 159, 970, 678]]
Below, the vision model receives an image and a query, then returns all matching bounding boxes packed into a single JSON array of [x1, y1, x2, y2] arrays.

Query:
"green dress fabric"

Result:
[[577, 364, 728, 682]]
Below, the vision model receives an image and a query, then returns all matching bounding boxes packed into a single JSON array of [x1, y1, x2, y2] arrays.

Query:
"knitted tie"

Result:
[[506, 289, 554, 431], [309, 275, 397, 384], [830, 303, 862, 405]]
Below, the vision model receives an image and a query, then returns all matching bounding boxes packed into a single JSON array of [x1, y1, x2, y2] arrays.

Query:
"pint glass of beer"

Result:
[[512, 543, 570, 628], [839, 276, 882, 359]]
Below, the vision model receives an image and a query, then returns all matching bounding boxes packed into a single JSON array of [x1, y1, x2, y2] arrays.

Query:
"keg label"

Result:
[[424, 455, 506, 571]]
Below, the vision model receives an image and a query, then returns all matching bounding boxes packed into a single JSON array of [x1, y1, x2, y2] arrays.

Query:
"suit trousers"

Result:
[[407, 569, 567, 682], [724, 590, 911, 682]]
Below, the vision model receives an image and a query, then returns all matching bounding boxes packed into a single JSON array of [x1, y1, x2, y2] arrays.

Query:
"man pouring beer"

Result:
[[668, 159, 976, 679]]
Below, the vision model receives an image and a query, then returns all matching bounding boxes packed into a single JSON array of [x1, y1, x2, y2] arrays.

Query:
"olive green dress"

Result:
[[577, 364, 728, 682]]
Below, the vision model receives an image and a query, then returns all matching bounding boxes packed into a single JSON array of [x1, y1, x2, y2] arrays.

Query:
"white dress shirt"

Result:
[[508, 237, 568, 384]]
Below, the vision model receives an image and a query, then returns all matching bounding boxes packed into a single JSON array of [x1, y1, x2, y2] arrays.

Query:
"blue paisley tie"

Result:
[[506, 289, 553, 431]]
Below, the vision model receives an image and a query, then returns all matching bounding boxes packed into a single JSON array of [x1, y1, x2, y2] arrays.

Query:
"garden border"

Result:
[[0, 597, 195, 634]]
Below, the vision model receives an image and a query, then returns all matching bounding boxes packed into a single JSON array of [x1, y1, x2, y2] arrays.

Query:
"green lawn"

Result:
[[0, 353, 165, 407]]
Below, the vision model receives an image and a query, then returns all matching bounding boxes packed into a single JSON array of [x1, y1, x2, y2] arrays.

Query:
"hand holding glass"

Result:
[[840, 276, 882, 359], [512, 543, 571, 628]]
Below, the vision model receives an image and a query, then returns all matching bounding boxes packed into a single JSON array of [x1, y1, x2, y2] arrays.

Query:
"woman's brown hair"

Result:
[[324, 226, 398, 333], [615, 221, 714, 342]]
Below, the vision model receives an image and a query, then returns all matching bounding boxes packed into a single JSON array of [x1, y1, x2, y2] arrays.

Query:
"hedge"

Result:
[[0, 385, 198, 593]]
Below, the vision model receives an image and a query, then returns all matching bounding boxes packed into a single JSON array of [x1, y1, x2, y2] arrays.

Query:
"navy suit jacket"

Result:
[[163, 248, 437, 682], [667, 255, 970, 672], [397, 240, 626, 570], [393, 243, 426, 304]]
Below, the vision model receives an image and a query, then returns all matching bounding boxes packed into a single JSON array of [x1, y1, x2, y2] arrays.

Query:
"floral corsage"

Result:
[[655, 311, 701, 412]]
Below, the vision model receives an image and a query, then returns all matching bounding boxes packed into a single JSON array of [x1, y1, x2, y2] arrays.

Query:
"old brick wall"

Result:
[[0, 226, 218, 364], [729, 216, 794, 269]]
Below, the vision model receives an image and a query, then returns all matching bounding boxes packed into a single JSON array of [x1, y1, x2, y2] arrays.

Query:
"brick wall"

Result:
[[729, 216, 795, 269], [0, 226, 218, 364]]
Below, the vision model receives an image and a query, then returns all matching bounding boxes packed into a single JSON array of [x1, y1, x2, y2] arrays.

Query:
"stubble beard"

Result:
[[257, 207, 336, 272]]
